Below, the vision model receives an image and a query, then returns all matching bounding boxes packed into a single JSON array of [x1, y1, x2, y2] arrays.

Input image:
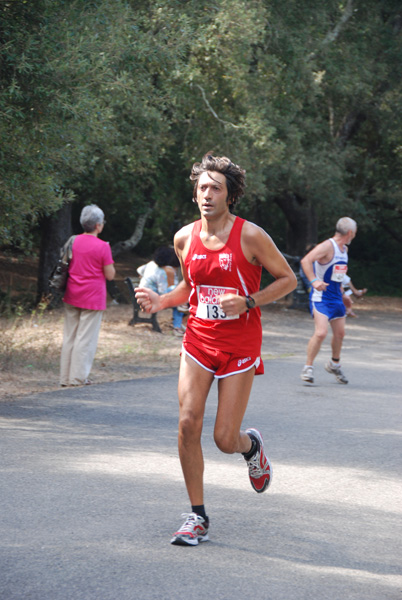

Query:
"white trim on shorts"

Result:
[[182, 346, 260, 379], [182, 346, 215, 374], [216, 356, 261, 380]]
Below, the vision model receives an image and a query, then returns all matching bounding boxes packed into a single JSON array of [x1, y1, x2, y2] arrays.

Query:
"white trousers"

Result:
[[60, 304, 103, 386]]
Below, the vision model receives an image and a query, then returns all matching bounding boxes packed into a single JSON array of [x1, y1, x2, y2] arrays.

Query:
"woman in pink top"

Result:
[[60, 204, 115, 386]]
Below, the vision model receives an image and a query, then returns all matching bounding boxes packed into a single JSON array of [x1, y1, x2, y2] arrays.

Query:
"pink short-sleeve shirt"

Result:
[[63, 234, 114, 311]]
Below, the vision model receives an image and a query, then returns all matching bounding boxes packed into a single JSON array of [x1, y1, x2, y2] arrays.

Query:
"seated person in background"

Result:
[[342, 274, 368, 318], [137, 246, 186, 335]]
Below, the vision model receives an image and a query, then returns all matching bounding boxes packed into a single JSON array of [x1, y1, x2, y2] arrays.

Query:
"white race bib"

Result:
[[331, 264, 348, 282], [196, 285, 239, 320]]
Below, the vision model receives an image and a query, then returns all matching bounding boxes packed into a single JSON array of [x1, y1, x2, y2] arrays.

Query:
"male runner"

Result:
[[300, 217, 357, 385], [135, 153, 296, 546]]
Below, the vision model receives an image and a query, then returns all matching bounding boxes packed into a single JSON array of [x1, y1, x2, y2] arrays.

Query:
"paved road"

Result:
[[1, 308, 401, 599]]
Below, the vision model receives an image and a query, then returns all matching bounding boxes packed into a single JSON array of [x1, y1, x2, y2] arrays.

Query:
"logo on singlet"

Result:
[[219, 253, 232, 271], [192, 254, 207, 260]]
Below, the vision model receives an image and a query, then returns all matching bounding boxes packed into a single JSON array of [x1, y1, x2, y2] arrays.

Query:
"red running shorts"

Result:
[[182, 340, 264, 379]]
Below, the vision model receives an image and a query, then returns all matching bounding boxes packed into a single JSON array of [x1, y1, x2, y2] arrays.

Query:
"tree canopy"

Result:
[[1, 0, 401, 293]]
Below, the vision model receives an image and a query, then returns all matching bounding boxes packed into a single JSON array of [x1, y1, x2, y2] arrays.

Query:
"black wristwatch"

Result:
[[245, 295, 256, 310]]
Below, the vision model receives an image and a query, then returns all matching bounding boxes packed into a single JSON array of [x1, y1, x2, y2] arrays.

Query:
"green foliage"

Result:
[[1, 0, 402, 293], [0, 0, 181, 247], [348, 230, 402, 296]]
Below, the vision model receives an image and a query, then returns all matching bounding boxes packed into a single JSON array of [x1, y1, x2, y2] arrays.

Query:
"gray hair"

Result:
[[80, 204, 105, 232], [335, 217, 357, 235]]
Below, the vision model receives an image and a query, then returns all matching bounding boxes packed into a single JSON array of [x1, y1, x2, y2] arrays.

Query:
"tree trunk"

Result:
[[111, 207, 152, 258], [274, 192, 318, 257], [274, 193, 318, 310], [36, 201, 73, 305]]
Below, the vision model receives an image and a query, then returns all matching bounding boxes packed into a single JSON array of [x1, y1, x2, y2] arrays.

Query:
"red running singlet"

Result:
[[183, 217, 262, 356]]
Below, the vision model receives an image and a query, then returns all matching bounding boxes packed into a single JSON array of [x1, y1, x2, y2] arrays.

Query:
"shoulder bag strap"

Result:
[[60, 235, 77, 263]]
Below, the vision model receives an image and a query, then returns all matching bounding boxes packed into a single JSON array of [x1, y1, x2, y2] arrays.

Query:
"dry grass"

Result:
[[0, 250, 186, 400], [0, 304, 184, 401], [1, 250, 401, 402], [2, 295, 401, 402]]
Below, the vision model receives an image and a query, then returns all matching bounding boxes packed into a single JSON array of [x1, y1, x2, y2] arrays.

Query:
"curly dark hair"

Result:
[[189, 152, 246, 211], [153, 246, 179, 268]]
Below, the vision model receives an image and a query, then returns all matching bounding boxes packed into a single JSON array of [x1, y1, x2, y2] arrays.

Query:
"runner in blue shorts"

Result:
[[300, 217, 357, 385], [310, 299, 346, 321]]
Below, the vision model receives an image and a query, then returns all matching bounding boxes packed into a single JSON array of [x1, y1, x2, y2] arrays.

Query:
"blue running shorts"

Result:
[[310, 299, 346, 321]]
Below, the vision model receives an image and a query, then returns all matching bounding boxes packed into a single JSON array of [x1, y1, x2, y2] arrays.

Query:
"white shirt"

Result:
[[137, 261, 168, 295]]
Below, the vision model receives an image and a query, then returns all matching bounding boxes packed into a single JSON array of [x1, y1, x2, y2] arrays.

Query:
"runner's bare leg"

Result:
[[306, 309, 329, 365], [214, 369, 255, 454], [329, 316, 346, 360], [177, 353, 214, 506]]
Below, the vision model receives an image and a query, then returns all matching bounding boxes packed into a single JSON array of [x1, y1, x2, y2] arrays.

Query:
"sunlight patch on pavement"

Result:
[[267, 557, 402, 589], [261, 329, 305, 339], [340, 428, 402, 436], [66, 452, 402, 513]]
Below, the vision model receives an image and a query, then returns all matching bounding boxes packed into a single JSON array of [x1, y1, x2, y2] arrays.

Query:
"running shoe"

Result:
[[244, 428, 272, 493], [170, 513, 209, 546], [325, 362, 348, 384], [301, 365, 314, 383]]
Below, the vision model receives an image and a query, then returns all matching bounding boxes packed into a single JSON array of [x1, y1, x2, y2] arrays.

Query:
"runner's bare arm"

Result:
[[173, 223, 193, 286], [219, 222, 297, 316], [300, 240, 332, 292]]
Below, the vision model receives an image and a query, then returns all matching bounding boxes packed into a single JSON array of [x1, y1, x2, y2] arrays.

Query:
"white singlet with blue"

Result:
[[311, 238, 348, 303]]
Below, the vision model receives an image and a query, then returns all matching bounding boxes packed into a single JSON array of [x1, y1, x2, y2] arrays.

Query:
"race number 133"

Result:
[[196, 285, 239, 320]]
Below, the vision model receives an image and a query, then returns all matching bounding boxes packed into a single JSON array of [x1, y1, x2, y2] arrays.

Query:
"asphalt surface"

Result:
[[1, 308, 401, 600]]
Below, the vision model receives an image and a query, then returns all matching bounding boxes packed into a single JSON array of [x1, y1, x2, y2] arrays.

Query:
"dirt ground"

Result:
[[1, 251, 401, 401]]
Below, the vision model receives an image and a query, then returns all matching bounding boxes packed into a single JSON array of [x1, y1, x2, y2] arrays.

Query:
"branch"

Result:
[[192, 84, 242, 129], [322, 0, 354, 46], [335, 108, 365, 146], [328, 99, 335, 138], [111, 206, 152, 257], [308, 0, 354, 61]]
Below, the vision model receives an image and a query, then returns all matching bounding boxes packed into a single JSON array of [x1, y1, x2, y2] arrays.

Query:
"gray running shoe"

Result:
[[170, 513, 209, 546], [244, 428, 272, 493], [301, 366, 314, 383], [325, 362, 348, 384]]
